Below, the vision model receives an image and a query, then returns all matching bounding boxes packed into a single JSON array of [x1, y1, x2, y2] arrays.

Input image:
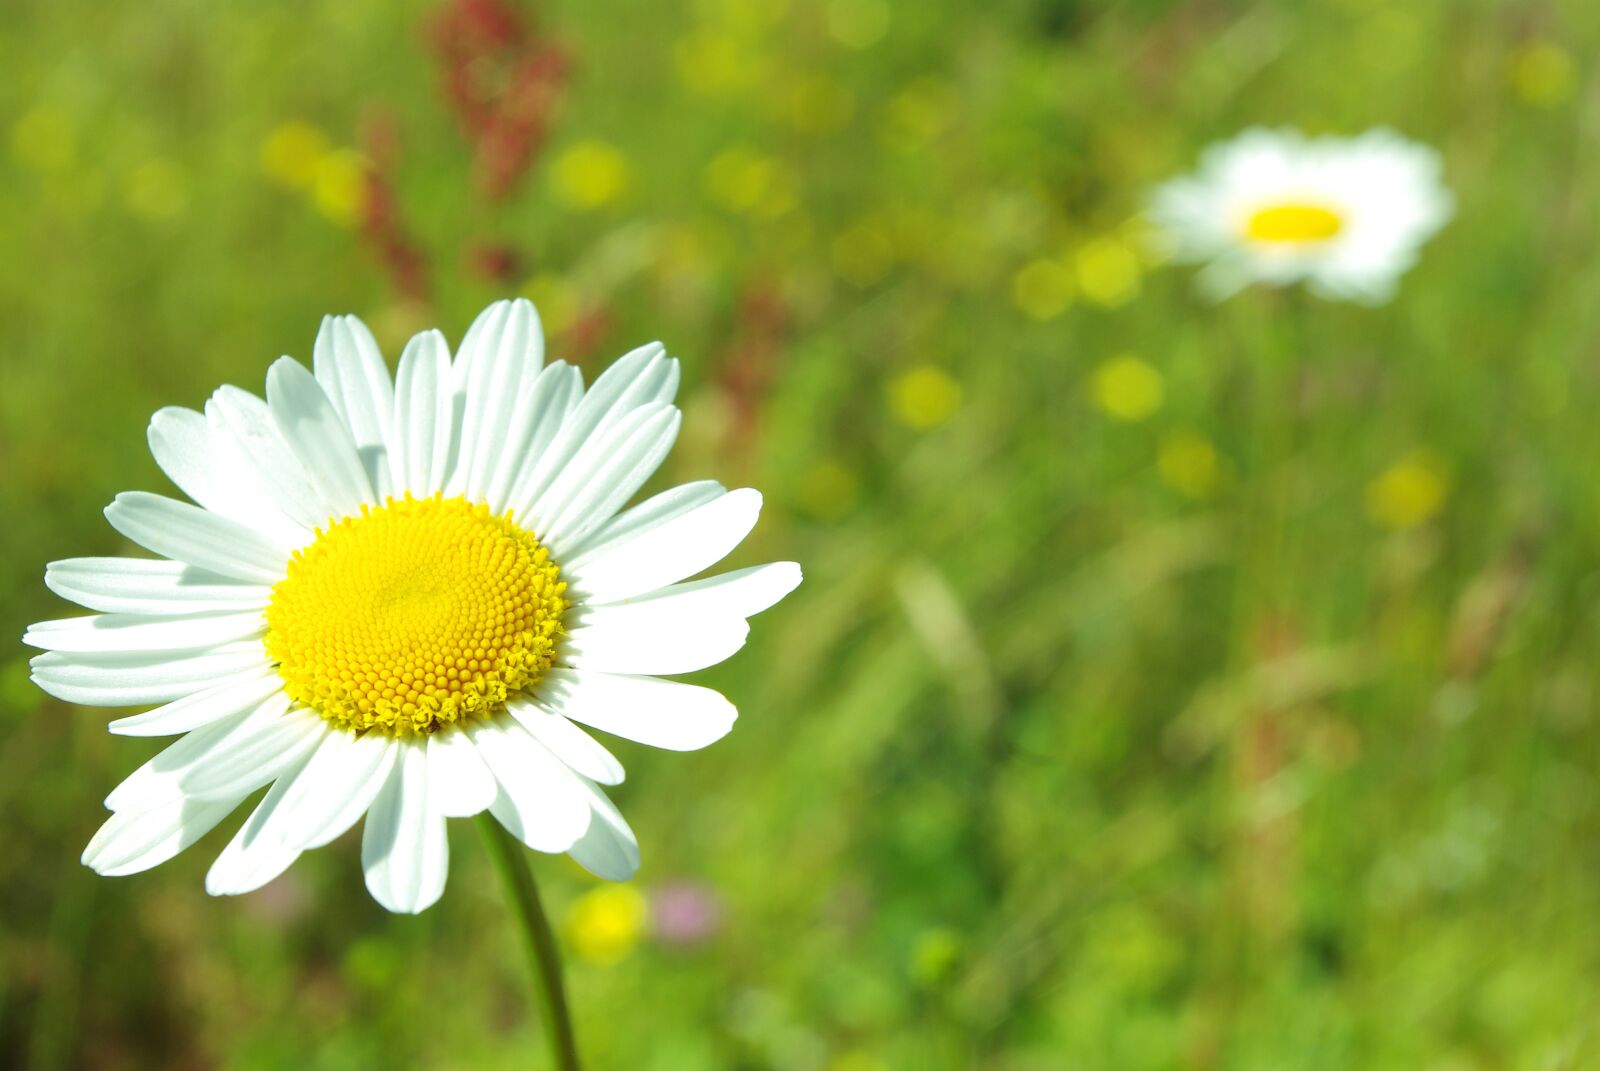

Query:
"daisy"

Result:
[[26, 299, 800, 914], [1148, 127, 1453, 303]]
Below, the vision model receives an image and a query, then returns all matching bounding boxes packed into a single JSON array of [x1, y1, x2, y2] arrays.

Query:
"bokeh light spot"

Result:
[[1510, 42, 1577, 107], [123, 159, 189, 221], [260, 121, 333, 190], [565, 885, 648, 965], [675, 30, 763, 94], [551, 139, 631, 210], [832, 218, 896, 287], [889, 366, 962, 431], [10, 107, 76, 172], [783, 76, 855, 134], [1092, 355, 1164, 422], [311, 149, 370, 228], [796, 460, 861, 521], [825, 0, 890, 49], [1158, 431, 1221, 498], [1075, 238, 1142, 308], [1012, 258, 1075, 320], [1366, 453, 1448, 529], [706, 148, 796, 218]]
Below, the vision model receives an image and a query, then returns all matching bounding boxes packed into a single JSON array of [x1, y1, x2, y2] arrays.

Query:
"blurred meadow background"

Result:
[[4, 0, 1600, 1067]]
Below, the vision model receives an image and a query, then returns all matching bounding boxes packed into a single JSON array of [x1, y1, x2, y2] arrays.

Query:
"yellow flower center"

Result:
[[265, 494, 567, 737], [1244, 202, 1344, 244]]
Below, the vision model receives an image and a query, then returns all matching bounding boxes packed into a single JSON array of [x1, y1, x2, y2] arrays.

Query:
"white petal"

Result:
[[104, 711, 255, 811], [207, 386, 340, 530], [147, 406, 310, 550], [597, 561, 803, 617], [485, 361, 583, 514], [273, 730, 398, 849], [205, 755, 314, 896], [24, 610, 264, 654], [105, 492, 289, 585], [566, 778, 640, 881], [505, 700, 625, 785], [447, 299, 543, 502], [561, 480, 726, 566], [266, 357, 377, 515], [470, 719, 591, 852], [560, 613, 748, 677], [362, 744, 449, 914], [45, 557, 272, 616], [564, 488, 762, 603], [108, 667, 282, 736], [179, 703, 328, 803], [30, 643, 270, 707], [314, 315, 396, 501], [532, 403, 682, 557], [83, 795, 242, 877], [505, 344, 678, 520], [533, 669, 736, 751], [391, 329, 454, 496], [425, 729, 498, 818], [586, 343, 680, 434], [105, 694, 325, 810]]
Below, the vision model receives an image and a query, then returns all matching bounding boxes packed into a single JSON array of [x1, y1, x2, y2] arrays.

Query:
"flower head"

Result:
[[26, 299, 800, 913], [1148, 127, 1453, 304]]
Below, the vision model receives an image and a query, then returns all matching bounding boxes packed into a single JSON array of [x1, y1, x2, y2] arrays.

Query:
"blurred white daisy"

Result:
[[1149, 127, 1453, 303], [27, 299, 800, 913]]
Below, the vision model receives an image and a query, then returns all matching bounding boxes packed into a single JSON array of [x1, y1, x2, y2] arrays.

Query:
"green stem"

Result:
[[476, 815, 582, 1071], [1263, 290, 1311, 612], [1240, 289, 1307, 623]]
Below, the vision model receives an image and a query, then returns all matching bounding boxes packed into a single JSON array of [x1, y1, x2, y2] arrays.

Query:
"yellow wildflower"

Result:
[[10, 107, 76, 172], [1092, 355, 1164, 422], [260, 121, 332, 189], [1158, 432, 1221, 498], [1510, 41, 1577, 107], [551, 140, 630, 211], [1075, 237, 1142, 308], [1012, 258, 1074, 321], [564, 885, 648, 966], [888, 367, 961, 431], [1366, 452, 1448, 529], [310, 149, 369, 228]]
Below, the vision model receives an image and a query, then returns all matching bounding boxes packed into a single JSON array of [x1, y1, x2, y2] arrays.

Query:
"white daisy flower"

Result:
[[26, 299, 800, 914], [1148, 127, 1454, 304]]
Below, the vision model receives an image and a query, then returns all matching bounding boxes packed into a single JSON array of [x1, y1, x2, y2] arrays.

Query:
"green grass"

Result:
[[4, 0, 1600, 1067]]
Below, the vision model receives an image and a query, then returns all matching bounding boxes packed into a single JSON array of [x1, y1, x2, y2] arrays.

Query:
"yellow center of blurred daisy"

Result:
[[265, 494, 567, 737], [1245, 202, 1344, 244]]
